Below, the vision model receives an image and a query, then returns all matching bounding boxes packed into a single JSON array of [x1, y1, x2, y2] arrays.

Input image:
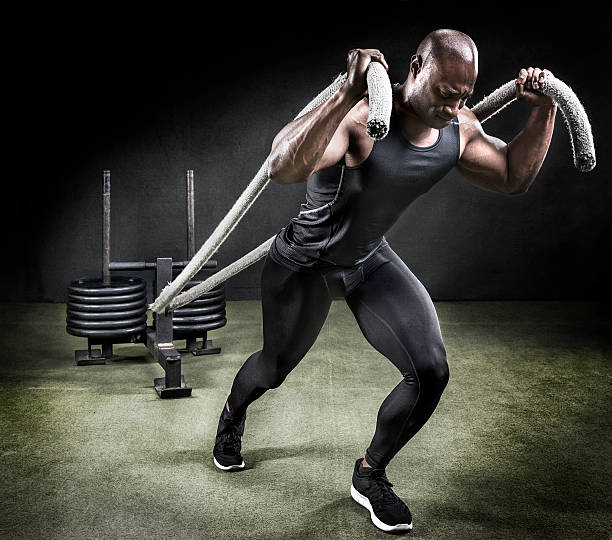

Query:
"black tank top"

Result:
[[270, 107, 460, 271]]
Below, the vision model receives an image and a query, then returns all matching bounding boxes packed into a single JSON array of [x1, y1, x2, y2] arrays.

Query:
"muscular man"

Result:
[[213, 29, 556, 533]]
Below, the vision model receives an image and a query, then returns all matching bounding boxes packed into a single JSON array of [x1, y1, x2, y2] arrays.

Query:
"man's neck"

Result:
[[393, 83, 439, 147]]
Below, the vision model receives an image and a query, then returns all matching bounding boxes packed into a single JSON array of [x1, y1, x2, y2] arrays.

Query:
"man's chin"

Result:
[[433, 115, 452, 127]]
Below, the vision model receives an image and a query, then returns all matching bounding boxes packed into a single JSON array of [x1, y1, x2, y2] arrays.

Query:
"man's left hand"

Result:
[[516, 67, 555, 107]]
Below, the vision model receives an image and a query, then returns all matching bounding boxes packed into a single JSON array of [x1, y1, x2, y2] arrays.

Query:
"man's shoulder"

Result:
[[458, 106, 479, 125], [345, 98, 370, 138], [351, 98, 370, 122], [458, 106, 484, 139]]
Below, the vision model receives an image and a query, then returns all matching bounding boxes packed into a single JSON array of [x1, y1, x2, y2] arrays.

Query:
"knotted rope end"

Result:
[[576, 152, 596, 173], [366, 119, 389, 140]]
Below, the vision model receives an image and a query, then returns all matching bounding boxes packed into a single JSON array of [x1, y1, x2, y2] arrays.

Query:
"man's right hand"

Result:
[[343, 48, 389, 101], [269, 49, 385, 185]]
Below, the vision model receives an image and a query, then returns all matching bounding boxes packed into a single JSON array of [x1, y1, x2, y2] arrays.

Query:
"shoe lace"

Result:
[[368, 470, 400, 511]]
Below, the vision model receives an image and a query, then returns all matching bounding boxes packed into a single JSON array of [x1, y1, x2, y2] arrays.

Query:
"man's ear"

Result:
[[410, 54, 423, 78]]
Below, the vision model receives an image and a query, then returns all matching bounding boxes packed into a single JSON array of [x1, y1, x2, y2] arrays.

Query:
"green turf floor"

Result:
[[0, 301, 610, 539]]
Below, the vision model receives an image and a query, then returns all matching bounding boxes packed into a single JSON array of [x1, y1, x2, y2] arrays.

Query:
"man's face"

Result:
[[410, 57, 477, 128]]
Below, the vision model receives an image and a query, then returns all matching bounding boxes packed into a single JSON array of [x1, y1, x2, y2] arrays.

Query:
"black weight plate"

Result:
[[66, 314, 147, 329], [172, 311, 226, 324], [172, 318, 227, 334], [68, 290, 146, 304], [184, 293, 225, 306], [173, 302, 225, 316], [67, 306, 147, 320], [66, 323, 147, 338], [68, 298, 147, 312], [68, 276, 146, 296]]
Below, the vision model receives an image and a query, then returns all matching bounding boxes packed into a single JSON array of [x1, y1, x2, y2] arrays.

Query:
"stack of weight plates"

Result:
[[172, 281, 227, 338], [66, 276, 148, 340]]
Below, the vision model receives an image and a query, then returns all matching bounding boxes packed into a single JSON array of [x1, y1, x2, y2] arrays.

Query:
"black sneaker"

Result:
[[213, 406, 246, 471], [351, 458, 413, 532]]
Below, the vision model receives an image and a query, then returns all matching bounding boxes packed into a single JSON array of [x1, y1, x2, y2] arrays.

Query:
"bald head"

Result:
[[401, 29, 479, 129], [416, 29, 478, 71]]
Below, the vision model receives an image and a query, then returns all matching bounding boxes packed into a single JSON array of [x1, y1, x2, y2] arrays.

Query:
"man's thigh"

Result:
[[345, 245, 445, 373], [261, 253, 333, 361]]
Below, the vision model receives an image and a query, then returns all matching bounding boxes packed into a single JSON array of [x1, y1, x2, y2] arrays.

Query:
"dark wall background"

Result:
[[5, 5, 611, 302]]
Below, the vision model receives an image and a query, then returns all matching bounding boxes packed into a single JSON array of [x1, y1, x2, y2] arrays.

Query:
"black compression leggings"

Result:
[[226, 242, 449, 470]]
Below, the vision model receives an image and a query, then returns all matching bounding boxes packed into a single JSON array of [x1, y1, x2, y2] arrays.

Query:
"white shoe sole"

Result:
[[351, 483, 413, 532], [213, 456, 245, 471]]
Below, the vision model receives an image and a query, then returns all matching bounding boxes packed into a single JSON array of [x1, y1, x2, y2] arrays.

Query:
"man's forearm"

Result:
[[267, 87, 360, 185], [506, 102, 557, 194]]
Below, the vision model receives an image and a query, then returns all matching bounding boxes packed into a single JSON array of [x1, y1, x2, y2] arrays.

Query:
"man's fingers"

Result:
[[363, 49, 388, 71], [526, 67, 534, 89], [372, 53, 389, 71], [532, 67, 542, 90], [515, 66, 555, 105], [348, 48, 389, 72], [516, 68, 527, 99]]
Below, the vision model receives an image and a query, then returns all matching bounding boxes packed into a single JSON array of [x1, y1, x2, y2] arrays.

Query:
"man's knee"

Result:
[[261, 352, 296, 389], [266, 369, 288, 389], [423, 343, 449, 391]]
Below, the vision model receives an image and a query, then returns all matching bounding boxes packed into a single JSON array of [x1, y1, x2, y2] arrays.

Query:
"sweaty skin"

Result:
[[268, 29, 557, 196]]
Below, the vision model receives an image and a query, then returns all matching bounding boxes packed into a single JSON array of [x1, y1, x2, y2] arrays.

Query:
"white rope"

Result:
[[471, 74, 595, 172], [155, 73, 595, 315], [150, 65, 391, 314], [366, 62, 393, 139], [167, 237, 275, 311], [149, 73, 346, 313]]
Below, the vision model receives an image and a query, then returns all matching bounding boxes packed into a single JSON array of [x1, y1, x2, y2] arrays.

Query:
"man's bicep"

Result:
[[457, 130, 510, 193]]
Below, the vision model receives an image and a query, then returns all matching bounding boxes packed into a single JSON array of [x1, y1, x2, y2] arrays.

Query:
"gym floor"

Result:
[[0, 300, 610, 539]]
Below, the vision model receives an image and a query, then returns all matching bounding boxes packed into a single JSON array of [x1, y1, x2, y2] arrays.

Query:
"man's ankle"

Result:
[[361, 458, 372, 468]]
